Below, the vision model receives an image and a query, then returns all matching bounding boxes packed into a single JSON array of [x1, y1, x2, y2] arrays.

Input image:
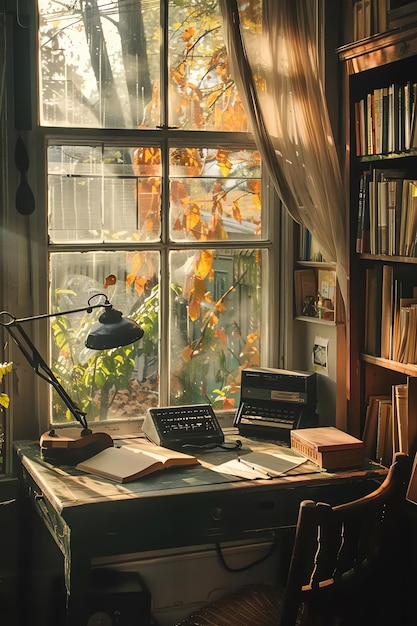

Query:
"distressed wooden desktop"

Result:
[[15, 432, 387, 625]]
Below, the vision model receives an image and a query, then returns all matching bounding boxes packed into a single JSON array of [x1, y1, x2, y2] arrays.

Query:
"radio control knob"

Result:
[[211, 507, 223, 521]]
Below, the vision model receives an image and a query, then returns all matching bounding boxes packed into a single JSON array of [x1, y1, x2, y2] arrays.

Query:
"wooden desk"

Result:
[[15, 434, 387, 625]]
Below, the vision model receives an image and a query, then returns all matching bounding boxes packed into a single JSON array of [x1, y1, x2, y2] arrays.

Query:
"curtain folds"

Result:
[[219, 0, 347, 307]]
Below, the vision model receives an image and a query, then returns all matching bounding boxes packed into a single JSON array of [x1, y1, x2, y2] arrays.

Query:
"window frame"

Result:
[[31, 123, 281, 434], [2, 1, 285, 453]]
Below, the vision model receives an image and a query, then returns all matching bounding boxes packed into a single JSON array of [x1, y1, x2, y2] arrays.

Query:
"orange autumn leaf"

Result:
[[170, 180, 189, 206], [103, 274, 117, 288], [181, 345, 194, 362], [232, 201, 242, 223], [246, 332, 259, 345], [193, 276, 206, 302], [188, 296, 200, 321], [172, 213, 185, 231], [209, 214, 228, 240], [185, 203, 201, 233], [247, 179, 261, 194], [129, 252, 144, 275], [206, 312, 218, 327], [126, 272, 135, 287], [213, 181, 223, 195], [214, 328, 227, 344], [218, 160, 232, 176], [171, 63, 186, 87], [222, 397, 235, 410], [195, 250, 213, 280], [134, 276, 147, 297], [207, 91, 219, 108], [215, 300, 227, 313], [182, 27, 195, 42]]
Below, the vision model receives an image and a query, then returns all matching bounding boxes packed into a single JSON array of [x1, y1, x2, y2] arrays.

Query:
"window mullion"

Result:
[[160, 0, 169, 128]]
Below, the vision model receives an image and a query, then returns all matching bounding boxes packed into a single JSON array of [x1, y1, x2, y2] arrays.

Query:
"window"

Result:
[[37, 0, 278, 429]]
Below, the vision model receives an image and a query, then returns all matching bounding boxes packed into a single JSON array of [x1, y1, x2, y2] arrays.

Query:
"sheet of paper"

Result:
[[213, 458, 273, 480]]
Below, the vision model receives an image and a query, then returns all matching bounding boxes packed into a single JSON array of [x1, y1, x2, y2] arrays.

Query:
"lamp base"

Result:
[[40, 429, 114, 464]]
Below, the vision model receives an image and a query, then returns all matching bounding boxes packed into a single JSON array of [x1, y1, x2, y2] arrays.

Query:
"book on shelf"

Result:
[[356, 171, 371, 253], [396, 297, 417, 364], [290, 427, 365, 470], [392, 377, 417, 458], [353, 80, 417, 157], [376, 398, 392, 466], [387, 175, 405, 256], [76, 443, 199, 483], [364, 264, 383, 356], [400, 180, 417, 257], [362, 378, 417, 466], [365, 264, 417, 361], [299, 226, 324, 262], [353, 0, 365, 42], [380, 264, 393, 359], [393, 383, 408, 454], [362, 394, 390, 460]]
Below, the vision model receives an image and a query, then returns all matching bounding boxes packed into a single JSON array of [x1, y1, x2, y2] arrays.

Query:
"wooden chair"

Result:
[[176, 452, 411, 626]]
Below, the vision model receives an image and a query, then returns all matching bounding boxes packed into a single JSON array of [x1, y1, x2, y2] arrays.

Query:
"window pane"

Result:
[[167, 1, 248, 131], [48, 145, 161, 242], [38, 0, 160, 128], [169, 249, 262, 409], [38, 0, 247, 131], [50, 251, 159, 424], [169, 148, 262, 241]]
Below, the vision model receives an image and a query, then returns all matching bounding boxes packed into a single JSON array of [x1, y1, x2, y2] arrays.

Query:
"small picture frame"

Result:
[[317, 269, 336, 322]]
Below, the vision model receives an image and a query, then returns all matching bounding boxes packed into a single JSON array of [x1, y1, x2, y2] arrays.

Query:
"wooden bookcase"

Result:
[[338, 24, 417, 452]]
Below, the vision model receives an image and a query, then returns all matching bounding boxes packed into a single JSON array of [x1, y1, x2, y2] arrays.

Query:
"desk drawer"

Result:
[[80, 475, 383, 557], [21, 467, 69, 556]]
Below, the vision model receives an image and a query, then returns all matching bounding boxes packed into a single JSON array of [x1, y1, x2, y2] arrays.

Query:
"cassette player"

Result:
[[234, 367, 317, 442]]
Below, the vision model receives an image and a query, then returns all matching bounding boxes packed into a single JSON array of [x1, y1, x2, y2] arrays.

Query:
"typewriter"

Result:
[[234, 367, 318, 442]]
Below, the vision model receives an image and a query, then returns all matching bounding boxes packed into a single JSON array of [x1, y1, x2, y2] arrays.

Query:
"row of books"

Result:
[[299, 226, 325, 262], [353, 0, 387, 42], [354, 81, 417, 156], [356, 169, 417, 257], [365, 264, 417, 363], [362, 378, 417, 467]]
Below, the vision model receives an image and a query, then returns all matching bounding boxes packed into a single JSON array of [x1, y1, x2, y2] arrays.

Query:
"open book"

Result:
[[213, 449, 308, 480], [76, 443, 199, 483]]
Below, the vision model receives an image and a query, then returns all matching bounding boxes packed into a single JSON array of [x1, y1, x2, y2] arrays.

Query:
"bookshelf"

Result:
[[338, 24, 417, 457]]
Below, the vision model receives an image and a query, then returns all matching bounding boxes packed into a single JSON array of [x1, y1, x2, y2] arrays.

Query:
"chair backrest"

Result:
[[280, 452, 411, 626]]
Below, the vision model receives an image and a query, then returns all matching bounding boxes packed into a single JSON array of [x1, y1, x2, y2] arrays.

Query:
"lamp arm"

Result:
[[1, 320, 90, 433], [6, 294, 112, 325], [0, 293, 143, 438]]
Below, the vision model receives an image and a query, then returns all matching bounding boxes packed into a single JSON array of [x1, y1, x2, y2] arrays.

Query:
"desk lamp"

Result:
[[0, 293, 144, 462]]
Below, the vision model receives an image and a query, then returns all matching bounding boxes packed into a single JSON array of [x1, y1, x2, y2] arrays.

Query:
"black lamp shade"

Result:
[[85, 308, 144, 350]]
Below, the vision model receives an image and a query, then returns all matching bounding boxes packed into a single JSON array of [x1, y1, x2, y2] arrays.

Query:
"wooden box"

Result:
[[291, 427, 365, 470]]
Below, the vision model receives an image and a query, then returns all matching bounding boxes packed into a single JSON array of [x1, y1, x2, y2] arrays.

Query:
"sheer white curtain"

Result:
[[219, 0, 347, 307]]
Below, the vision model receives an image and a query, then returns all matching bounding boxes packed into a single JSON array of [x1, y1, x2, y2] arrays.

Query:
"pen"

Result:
[[238, 456, 273, 478]]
